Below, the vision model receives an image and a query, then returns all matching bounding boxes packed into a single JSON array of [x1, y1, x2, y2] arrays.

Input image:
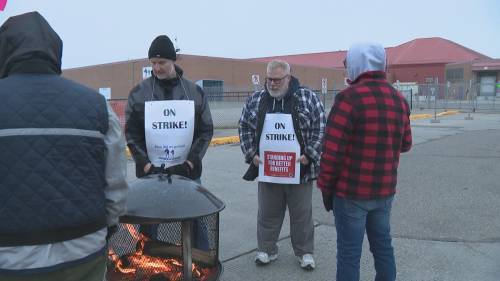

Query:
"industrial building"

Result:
[[62, 37, 499, 100], [62, 55, 344, 100]]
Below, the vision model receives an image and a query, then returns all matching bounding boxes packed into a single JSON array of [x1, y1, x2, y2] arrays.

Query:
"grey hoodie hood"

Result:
[[346, 42, 386, 82], [0, 11, 62, 78]]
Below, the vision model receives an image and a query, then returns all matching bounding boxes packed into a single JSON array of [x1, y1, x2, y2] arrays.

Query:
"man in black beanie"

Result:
[[125, 35, 213, 180], [125, 35, 213, 250], [148, 35, 177, 62]]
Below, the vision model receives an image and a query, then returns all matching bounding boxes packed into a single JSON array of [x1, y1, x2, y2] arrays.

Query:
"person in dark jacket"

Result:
[[125, 35, 213, 250], [125, 35, 213, 180], [318, 42, 412, 281], [0, 12, 128, 281], [239, 59, 326, 270]]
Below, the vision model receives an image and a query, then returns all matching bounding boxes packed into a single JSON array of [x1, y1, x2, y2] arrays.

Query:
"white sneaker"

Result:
[[298, 254, 315, 270], [254, 251, 278, 265]]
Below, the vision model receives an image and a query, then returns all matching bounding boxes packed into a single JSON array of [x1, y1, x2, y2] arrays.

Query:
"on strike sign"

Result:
[[264, 151, 296, 178]]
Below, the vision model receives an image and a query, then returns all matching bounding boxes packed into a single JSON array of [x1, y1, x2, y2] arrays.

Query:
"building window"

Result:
[[195, 80, 224, 101], [446, 68, 464, 81]]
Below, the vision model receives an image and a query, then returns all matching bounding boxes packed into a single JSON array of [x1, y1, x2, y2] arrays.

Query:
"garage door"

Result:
[[479, 75, 496, 96]]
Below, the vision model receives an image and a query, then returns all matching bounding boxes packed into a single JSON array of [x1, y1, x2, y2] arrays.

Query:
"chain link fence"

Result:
[[395, 81, 500, 112], [109, 82, 499, 129]]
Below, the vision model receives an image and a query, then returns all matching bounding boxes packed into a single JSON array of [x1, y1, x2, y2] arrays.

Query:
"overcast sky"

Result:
[[1, 0, 499, 69]]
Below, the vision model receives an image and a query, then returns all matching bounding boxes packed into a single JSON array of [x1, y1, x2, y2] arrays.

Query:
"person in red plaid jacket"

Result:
[[317, 42, 412, 281]]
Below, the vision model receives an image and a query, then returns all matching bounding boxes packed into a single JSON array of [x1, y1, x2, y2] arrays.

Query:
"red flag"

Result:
[[0, 0, 7, 11]]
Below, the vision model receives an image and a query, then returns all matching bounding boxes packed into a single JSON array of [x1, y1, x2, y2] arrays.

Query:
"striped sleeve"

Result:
[[238, 92, 261, 163]]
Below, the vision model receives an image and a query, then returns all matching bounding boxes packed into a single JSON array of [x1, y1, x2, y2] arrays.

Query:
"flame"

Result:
[[125, 224, 142, 240], [108, 224, 213, 281]]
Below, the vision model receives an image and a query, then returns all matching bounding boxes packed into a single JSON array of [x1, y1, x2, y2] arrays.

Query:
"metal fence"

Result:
[[109, 82, 499, 129], [207, 89, 342, 129], [395, 82, 500, 112]]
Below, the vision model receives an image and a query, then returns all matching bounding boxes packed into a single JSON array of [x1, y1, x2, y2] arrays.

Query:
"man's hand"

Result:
[[253, 155, 262, 166], [144, 163, 166, 175], [167, 162, 193, 179], [185, 160, 194, 171], [297, 154, 310, 165], [322, 193, 334, 212], [144, 163, 152, 174]]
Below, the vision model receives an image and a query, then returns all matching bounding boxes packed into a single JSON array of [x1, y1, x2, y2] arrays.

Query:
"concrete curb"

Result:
[[210, 136, 240, 146], [409, 110, 460, 121], [410, 114, 433, 120], [437, 110, 459, 116]]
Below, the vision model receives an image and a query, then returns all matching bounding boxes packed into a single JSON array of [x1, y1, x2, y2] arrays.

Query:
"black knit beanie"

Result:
[[148, 35, 176, 61]]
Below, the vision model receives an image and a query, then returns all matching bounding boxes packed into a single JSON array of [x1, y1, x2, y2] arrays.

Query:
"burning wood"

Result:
[[107, 224, 214, 281], [144, 240, 216, 267]]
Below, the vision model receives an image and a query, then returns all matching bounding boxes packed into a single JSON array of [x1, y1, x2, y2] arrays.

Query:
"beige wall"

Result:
[[445, 61, 473, 83], [63, 61, 138, 100], [62, 55, 345, 99]]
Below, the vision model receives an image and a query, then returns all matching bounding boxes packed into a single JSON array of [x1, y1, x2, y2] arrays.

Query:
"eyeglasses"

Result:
[[266, 75, 289, 83]]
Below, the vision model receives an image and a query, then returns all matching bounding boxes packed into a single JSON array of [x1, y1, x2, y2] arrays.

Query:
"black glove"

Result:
[[322, 193, 334, 212], [242, 163, 258, 181], [167, 162, 194, 179], [147, 164, 166, 175]]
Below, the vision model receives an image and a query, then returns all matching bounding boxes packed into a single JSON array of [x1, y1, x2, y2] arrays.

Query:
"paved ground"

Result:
[[126, 112, 500, 281]]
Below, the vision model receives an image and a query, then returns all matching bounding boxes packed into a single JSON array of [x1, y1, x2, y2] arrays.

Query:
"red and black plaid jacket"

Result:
[[317, 71, 412, 199]]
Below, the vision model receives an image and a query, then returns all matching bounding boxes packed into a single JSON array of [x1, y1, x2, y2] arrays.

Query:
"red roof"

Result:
[[387, 37, 490, 65], [471, 59, 500, 71], [250, 37, 491, 68]]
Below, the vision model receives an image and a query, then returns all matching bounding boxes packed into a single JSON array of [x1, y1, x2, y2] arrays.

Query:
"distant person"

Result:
[[125, 35, 213, 180], [318, 42, 412, 281], [0, 12, 128, 281], [239, 59, 326, 270]]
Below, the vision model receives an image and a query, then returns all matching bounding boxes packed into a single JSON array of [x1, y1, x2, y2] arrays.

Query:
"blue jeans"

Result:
[[333, 195, 396, 281]]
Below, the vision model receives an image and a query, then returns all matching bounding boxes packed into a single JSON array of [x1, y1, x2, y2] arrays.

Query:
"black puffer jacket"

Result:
[[0, 12, 110, 246]]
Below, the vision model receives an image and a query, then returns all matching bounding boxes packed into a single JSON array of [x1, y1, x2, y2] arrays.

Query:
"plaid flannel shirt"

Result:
[[239, 84, 326, 183], [317, 71, 412, 199]]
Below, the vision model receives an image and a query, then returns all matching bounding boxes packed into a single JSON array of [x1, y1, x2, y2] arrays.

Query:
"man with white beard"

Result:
[[238, 60, 326, 270]]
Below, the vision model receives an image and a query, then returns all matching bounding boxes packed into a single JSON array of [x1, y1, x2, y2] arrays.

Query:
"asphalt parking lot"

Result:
[[126, 112, 500, 281]]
